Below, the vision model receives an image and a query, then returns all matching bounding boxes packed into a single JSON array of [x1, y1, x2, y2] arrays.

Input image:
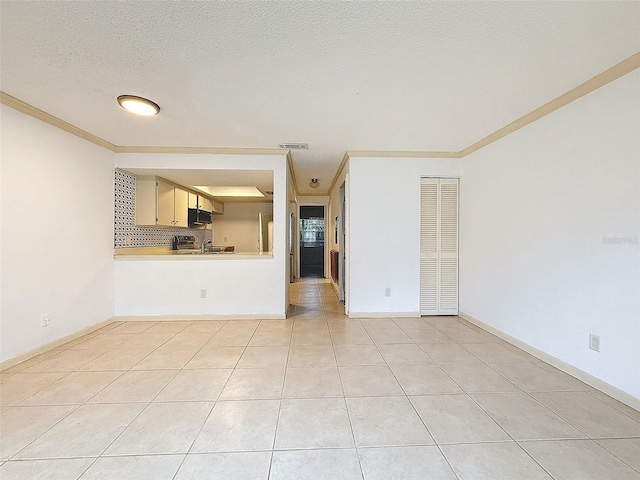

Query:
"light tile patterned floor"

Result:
[[1, 277, 640, 479]]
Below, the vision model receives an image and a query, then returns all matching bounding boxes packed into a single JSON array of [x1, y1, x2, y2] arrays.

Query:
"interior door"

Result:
[[420, 178, 459, 315]]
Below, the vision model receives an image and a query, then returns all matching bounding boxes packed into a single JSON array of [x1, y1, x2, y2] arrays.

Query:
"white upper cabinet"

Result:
[[188, 192, 198, 209], [135, 176, 189, 227], [198, 196, 212, 212], [173, 186, 189, 227]]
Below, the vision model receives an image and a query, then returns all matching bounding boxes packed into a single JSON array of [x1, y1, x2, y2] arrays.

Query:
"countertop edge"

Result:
[[114, 252, 274, 260]]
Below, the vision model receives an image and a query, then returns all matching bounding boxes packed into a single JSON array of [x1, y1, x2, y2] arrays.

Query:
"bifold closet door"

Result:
[[420, 178, 459, 315]]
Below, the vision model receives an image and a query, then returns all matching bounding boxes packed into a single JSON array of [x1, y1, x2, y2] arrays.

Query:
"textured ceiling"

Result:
[[1, 2, 639, 194]]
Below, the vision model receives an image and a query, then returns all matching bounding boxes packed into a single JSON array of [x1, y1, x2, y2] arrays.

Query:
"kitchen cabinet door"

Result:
[[173, 187, 189, 227], [199, 196, 212, 212], [135, 176, 158, 225], [156, 179, 176, 227], [188, 192, 198, 209]]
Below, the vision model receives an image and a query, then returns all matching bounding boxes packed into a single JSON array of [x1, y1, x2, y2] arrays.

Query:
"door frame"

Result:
[[338, 181, 346, 302], [296, 201, 329, 279], [419, 176, 460, 316]]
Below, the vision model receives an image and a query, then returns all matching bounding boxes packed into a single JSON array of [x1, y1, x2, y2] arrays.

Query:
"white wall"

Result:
[[0, 105, 115, 362], [460, 70, 640, 399], [214, 202, 273, 253], [114, 257, 283, 316], [114, 153, 289, 317], [348, 157, 462, 316]]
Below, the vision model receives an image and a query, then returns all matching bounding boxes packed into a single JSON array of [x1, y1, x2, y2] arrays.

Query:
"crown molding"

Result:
[[0, 91, 117, 152], [286, 150, 300, 197], [347, 150, 460, 158], [327, 151, 351, 195], [4, 51, 639, 199], [326, 51, 640, 196], [459, 51, 640, 157], [114, 145, 287, 155]]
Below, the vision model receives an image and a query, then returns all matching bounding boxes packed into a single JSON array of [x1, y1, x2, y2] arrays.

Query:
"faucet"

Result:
[[201, 239, 212, 254]]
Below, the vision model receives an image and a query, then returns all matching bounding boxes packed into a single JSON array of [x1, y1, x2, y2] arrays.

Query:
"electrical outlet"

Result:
[[200, 288, 207, 299], [385, 287, 391, 297], [41, 314, 50, 327], [125, 235, 132, 245], [224, 237, 228, 242], [589, 333, 600, 352]]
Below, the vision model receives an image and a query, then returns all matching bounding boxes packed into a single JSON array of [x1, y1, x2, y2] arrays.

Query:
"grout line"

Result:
[[5, 290, 639, 477], [583, 389, 640, 423]]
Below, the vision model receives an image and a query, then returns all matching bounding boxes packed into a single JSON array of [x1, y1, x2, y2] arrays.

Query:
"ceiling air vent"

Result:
[[278, 143, 308, 149]]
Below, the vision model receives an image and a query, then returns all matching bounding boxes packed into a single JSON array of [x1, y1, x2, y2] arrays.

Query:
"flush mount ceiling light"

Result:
[[309, 178, 320, 189], [117, 95, 160, 116], [194, 186, 265, 197]]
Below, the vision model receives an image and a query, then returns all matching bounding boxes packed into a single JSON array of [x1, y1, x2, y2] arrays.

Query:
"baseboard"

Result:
[[114, 313, 287, 321], [331, 280, 339, 296], [458, 311, 640, 412], [348, 311, 420, 319], [0, 317, 116, 372]]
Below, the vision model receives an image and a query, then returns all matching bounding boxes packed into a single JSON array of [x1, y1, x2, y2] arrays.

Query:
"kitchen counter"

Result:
[[114, 247, 273, 260], [114, 246, 284, 318]]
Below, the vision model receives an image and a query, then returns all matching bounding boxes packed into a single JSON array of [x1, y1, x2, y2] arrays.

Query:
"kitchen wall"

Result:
[[113, 168, 211, 248], [0, 105, 115, 363], [460, 69, 640, 401], [347, 156, 462, 317], [213, 202, 273, 253], [114, 153, 289, 318]]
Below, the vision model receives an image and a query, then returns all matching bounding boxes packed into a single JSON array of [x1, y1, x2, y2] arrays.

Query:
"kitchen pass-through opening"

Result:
[[299, 206, 325, 277]]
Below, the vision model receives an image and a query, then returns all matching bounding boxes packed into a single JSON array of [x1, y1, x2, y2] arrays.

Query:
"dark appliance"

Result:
[[172, 235, 197, 250], [188, 208, 212, 225]]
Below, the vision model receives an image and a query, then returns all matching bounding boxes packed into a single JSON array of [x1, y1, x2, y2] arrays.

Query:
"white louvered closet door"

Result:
[[420, 178, 459, 315]]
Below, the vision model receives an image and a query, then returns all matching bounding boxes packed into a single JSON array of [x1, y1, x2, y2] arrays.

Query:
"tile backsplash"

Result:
[[114, 169, 211, 248]]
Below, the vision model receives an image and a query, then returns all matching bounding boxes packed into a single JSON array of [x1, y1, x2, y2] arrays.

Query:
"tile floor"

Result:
[[1, 277, 639, 479]]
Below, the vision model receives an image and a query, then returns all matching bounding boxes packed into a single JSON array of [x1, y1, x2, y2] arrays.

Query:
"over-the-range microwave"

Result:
[[188, 208, 212, 225]]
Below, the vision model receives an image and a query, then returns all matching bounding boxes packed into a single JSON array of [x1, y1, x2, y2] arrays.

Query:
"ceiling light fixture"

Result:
[[194, 186, 265, 197], [309, 178, 320, 189], [117, 95, 160, 116]]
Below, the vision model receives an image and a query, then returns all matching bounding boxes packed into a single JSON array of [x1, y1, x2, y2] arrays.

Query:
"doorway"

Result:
[[299, 206, 325, 277]]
